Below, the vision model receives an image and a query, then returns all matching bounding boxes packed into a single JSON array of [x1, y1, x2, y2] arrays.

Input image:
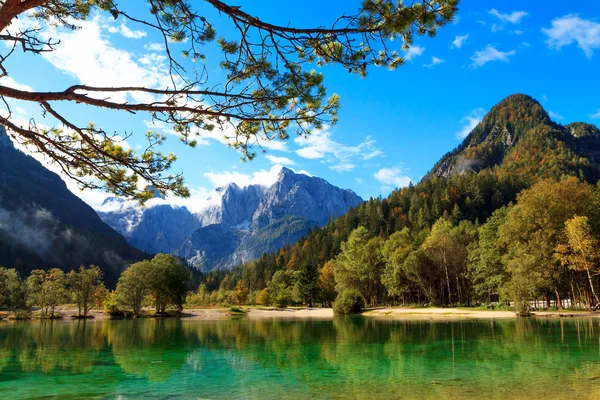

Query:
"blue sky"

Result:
[[2, 0, 600, 210]]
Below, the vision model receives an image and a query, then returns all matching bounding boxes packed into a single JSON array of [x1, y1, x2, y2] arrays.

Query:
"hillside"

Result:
[[0, 127, 146, 286], [202, 94, 600, 300], [430, 94, 600, 181]]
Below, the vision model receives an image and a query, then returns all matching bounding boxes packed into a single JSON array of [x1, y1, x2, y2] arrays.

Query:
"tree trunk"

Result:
[[586, 269, 600, 309], [444, 265, 452, 305], [555, 288, 563, 310]]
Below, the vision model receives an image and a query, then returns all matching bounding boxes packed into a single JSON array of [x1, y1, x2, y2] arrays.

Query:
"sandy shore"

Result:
[[363, 307, 600, 320], [4, 306, 600, 322]]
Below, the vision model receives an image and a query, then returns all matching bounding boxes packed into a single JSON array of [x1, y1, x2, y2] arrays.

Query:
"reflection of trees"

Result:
[[181, 317, 600, 399], [0, 321, 105, 373], [107, 319, 190, 382], [1, 318, 600, 398]]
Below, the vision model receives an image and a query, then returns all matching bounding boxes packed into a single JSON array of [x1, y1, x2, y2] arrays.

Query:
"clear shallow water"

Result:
[[1, 317, 600, 399]]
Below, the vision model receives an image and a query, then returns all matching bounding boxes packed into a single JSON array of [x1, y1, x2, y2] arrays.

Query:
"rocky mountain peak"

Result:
[[429, 94, 566, 178]]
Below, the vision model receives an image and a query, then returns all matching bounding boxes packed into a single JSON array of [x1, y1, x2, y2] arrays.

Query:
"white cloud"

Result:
[[38, 15, 174, 103], [294, 127, 383, 172], [489, 9, 528, 29], [591, 109, 600, 119], [542, 15, 600, 58], [451, 34, 469, 49], [203, 165, 283, 188], [0, 76, 33, 92], [144, 42, 166, 52], [470, 45, 516, 68], [107, 22, 147, 39], [330, 163, 356, 172], [456, 108, 486, 139], [265, 155, 295, 166], [404, 45, 425, 61], [424, 56, 445, 68], [549, 111, 564, 121], [374, 167, 412, 190], [356, 177, 365, 185]]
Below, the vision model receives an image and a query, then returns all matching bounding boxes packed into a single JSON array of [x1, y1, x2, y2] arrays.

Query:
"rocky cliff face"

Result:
[[0, 126, 145, 286], [99, 167, 363, 272]]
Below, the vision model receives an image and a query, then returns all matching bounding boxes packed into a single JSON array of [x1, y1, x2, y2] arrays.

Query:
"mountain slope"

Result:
[[430, 94, 600, 182], [99, 167, 363, 272], [206, 94, 600, 292], [0, 127, 145, 286]]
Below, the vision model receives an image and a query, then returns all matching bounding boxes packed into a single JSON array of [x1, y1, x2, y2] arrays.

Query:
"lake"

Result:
[[1, 317, 600, 399]]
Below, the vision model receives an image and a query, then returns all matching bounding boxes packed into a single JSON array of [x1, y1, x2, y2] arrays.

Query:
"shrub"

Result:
[[104, 292, 123, 317], [333, 289, 364, 315]]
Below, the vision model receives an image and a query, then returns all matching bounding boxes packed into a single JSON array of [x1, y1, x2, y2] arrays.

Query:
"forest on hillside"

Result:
[[4, 95, 600, 317], [192, 96, 600, 315]]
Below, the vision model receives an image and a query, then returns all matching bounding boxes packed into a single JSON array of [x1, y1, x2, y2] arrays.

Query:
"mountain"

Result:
[[0, 127, 146, 286], [98, 167, 363, 271], [204, 94, 600, 293], [98, 198, 202, 254], [430, 94, 600, 181]]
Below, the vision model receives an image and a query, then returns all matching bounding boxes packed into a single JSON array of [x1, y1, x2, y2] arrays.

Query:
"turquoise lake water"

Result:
[[1, 317, 600, 399]]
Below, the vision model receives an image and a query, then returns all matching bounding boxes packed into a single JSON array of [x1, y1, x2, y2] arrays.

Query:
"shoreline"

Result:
[[3, 306, 600, 322]]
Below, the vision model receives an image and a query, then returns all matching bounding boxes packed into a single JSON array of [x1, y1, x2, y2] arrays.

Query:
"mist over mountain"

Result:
[[98, 167, 363, 272], [0, 127, 145, 286]]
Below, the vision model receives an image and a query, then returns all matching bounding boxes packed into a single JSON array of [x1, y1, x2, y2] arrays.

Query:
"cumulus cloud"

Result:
[[451, 34, 469, 49], [424, 56, 445, 68], [374, 167, 412, 191], [489, 9, 528, 31], [37, 15, 173, 103], [470, 46, 516, 68], [456, 108, 486, 139], [203, 164, 284, 189], [294, 127, 383, 172], [542, 15, 600, 58], [144, 42, 166, 52], [404, 45, 425, 61], [0, 76, 33, 92], [266, 155, 296, 166], [107, 22, 147, 39]]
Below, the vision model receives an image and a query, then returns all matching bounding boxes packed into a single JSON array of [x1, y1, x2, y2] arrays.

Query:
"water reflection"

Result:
[[1, 318, 600, 399]]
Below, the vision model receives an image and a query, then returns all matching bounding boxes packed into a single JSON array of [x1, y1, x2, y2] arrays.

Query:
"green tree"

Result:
[[381, 228, 413, 303], [0, 0, 457, 201], [0, 267, 27, 311], [27, 269, 67, 317], [422, 219, 476, 305], [499, 178, 595, 310], [116, 261, 151, 316], [334, 227, 385, 306], [333, 289, 365, 315], [297, 261, 320, 307], [148, 254, 190, 313], [68, 265, 103, 317], [468, 207, 509, 303], [267, 270, 294, 308]]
